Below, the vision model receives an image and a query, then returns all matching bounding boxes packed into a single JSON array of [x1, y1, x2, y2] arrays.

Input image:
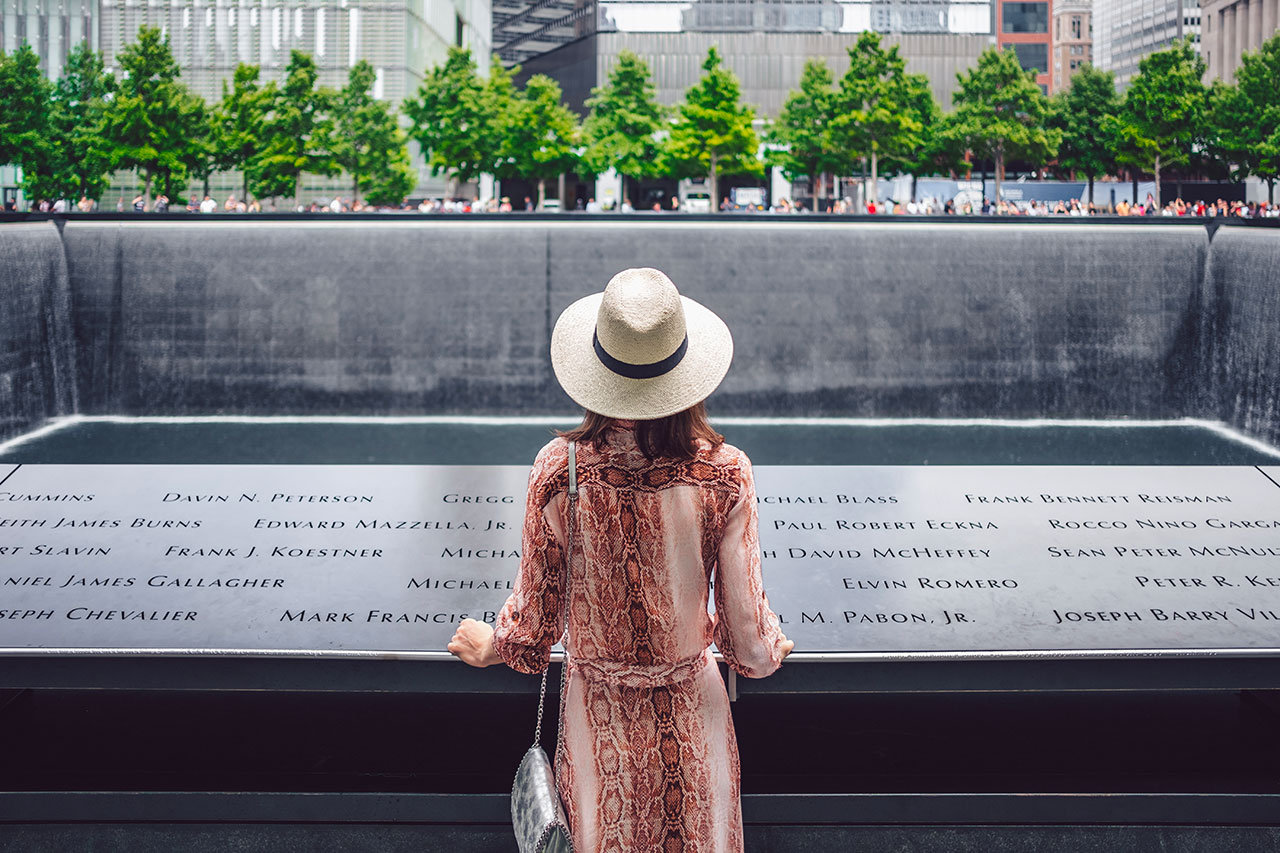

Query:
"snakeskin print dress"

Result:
[[492, 424, 788, 853]]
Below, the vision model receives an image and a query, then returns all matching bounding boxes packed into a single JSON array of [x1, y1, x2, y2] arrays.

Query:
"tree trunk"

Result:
[[1269, 179, 1276, 205], [1153, 154, 1161, 213], [618, 174, 626, 212], [870, 146, 879, 205], [993, 150, 1003, 205], [1131, 173, 1138, 207], [242, 171, 249, 205], [143, 171, 152, 209], [1088, 176, 1094, 205], [353, 174, 360, 205], [537, 178, 546, 208], [709, 153, 718, 214], [294, 170, 303, 210]]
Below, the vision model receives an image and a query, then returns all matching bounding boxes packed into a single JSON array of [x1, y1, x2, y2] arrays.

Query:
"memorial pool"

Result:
[[3, 415, 1278, 465]]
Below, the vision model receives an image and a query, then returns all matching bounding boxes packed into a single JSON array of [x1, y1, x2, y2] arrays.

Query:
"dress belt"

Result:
[[570, 648, 713, 689]]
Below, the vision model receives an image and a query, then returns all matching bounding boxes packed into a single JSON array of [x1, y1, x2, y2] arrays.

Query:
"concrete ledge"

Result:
[[3, 790, 1280, 825]]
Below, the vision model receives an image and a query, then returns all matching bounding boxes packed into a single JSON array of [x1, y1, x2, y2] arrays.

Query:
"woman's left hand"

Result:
[[448, 618, 503, 668]]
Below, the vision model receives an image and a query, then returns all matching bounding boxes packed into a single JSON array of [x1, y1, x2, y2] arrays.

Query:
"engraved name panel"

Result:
[[1, 464, 1279, 655]]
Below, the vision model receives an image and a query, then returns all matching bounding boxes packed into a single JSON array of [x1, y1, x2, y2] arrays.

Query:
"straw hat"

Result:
[[551, 268, 733, 421]]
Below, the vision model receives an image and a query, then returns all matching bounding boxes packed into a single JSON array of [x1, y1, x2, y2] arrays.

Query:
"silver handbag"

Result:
[[511, 441, 578, 853]]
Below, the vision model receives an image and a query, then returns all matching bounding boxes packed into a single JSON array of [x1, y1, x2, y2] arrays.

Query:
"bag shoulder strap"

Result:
[[533, 440, 577, 748]]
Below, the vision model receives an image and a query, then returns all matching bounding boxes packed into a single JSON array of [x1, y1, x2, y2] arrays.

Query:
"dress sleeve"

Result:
[[713, 452, 787, 678], [491, 445, 568, 675]]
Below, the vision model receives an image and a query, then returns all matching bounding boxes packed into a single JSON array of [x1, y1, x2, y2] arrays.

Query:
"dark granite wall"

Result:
[[1203, 227, 1280, 448], [548, 222, 1209, 418], [4, 219, 1277, 446], [0, 222, 75, 443], [62, 222, 554, 415]]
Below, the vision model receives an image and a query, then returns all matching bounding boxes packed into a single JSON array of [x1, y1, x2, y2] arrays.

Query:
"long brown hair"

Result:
[[559, 401, 724, 460]]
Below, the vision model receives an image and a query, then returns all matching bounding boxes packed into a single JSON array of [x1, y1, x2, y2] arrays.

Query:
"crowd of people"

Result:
[[8, 192, 1279, 218]]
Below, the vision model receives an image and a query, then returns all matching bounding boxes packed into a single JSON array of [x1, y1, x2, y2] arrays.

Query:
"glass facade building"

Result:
[[1093, 0, 1199, 88], [994, 0, 1051, 91]]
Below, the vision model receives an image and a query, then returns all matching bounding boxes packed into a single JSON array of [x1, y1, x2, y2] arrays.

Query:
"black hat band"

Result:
[[593, 329, 689, 379]]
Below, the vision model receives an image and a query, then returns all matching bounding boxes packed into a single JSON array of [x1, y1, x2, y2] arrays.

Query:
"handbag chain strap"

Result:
[[533, 440, 577, 749]]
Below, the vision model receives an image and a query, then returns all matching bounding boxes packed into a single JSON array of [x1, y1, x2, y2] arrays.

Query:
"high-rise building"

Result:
[[1051, 0, 1090, 91], [97, 0, 490, 105], [98, 0, 493, 199], [2, 0, 493, 203], [995, 0, 1052, 92], [1200, 0, 1278, 81], [1093, 0, 1200, 88], [507, 0, 996, 117], [1, 0, 100, 75]]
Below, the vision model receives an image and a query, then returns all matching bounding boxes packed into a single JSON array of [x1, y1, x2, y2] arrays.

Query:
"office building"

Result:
[[1052, 0, 1090, 91], [1093, 0, 1200, 88], [506, 1, 996, 117], [1200, 0, 1278, 81], [995, 0, 1052, 92]]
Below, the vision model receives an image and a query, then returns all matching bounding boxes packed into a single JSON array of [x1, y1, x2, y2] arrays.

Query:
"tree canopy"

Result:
[[404, 47, 494, 197], [97, 27, 206, 204], [941, 47, 1060, 203], [766, 59, 839, 205], [501, 74, 580, 206], [665, 46, 761, 211], [332, 60, 415, 205], [252, 50, 336, 205], [829, 32, 926, 203], [1048, 64, 1120, 203], [1110, 38, 1205, 209], [581, 51, 666, 208]]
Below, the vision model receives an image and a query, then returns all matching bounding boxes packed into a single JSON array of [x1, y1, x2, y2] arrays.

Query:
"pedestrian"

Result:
[[449, 268, 793, 852], [153, 194, 169, 213], [200, 194, 217, 214], [131, 194, 146, 212]]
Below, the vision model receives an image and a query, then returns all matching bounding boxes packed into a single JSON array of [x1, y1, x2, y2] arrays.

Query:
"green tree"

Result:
[[252, 50, 335, 206], [1109, 39, 1205, 211], [213, 63, 276, 203], [27, 43, 116, 204], [331, 59, 415, 206], [665, 46, 761, 211], [0, 44, 54, 202], [1048, 64, 1120, 204], [829, 32, 926, 205], [941, 47, 1060, 204], [98, 27, 206, 207], [501, 74, 579, 207], [404, 47, 493, 198], [581, 50, 666, 210], [766, 59, 839, 208], [879, 72, 949, 201], [1211, 34, 1280, 203]]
